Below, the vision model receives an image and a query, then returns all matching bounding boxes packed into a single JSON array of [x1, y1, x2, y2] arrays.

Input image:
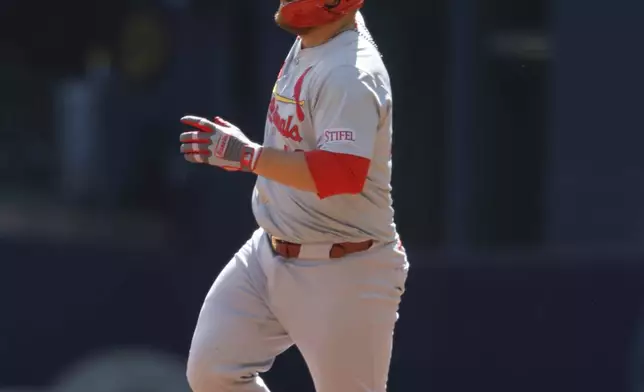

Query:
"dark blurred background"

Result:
[[1, 0, 643, 391]]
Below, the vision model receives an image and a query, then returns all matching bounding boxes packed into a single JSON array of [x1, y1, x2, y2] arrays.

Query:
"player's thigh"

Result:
[[279, 249, 408, 392], [187, 234, 293, 388], [303, 291, 401, 392]]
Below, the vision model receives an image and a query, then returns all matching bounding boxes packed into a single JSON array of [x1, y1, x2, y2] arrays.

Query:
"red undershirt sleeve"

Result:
[[304, 150, 371, 199]]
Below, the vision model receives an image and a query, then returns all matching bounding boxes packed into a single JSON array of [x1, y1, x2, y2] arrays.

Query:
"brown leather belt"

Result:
[[268, 234, 374, 259]]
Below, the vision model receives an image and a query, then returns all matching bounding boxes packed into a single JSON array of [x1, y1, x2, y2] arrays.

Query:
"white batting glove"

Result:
[[179, 115, 263, 172]]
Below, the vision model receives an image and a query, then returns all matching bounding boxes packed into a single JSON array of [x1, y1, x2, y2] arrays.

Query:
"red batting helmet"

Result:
[[279, 0, 364, 28]]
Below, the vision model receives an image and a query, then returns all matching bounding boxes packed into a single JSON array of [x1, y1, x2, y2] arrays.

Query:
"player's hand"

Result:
[[179, 115, 263, 172]]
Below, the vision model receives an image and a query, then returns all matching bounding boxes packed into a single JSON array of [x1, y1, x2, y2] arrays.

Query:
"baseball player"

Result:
[[179, 0, 408, 391]]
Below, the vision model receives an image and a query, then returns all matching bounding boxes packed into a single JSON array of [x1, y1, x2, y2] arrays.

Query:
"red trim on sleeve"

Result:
[[304, 150, 371, 199]]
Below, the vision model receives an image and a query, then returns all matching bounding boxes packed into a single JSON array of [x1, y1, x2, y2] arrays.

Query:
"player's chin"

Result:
[[274, 12, 313, 35]]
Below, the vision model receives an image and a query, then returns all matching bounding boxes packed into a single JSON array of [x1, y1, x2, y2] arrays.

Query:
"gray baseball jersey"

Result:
[[252, 21, 396, 244]]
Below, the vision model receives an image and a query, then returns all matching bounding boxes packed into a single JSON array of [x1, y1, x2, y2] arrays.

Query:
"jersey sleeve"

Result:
[[311, 66, 382, 159]]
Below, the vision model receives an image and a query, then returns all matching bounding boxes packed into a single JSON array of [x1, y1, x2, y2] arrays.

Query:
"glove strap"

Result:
[[239, 143, 263, 173]]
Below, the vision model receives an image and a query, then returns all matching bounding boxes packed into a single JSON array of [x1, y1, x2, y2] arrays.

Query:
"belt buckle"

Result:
[[270, 235, 299, 258], [270, 235, 285, 253]]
